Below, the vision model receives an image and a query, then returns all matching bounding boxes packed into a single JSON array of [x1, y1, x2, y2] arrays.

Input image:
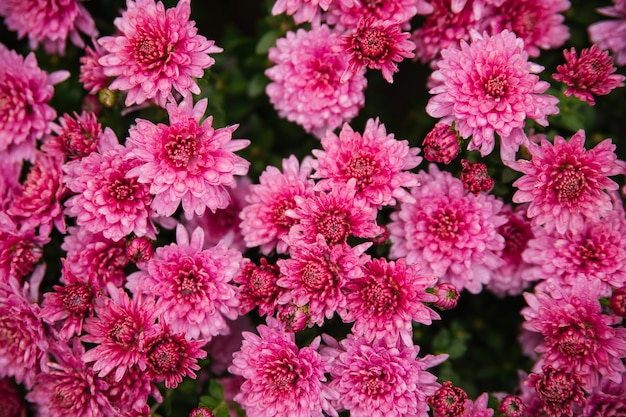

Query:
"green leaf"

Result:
[[199, 396, 219, 409], [208, 379, 225, 401], [215, 406, 231, 417], [255, 30, 279, 55]]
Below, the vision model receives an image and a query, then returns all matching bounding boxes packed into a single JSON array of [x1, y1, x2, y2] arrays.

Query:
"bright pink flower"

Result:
[[277, 303, 310, 332], [126, 225, 243, 341], [525, 365, 585, 417], [239, 155, 315, 255], [422, 122, 460, 165], [97, 0, 222, 107], [460, 393, 494, 417], [553, 45, 625, 105], [426, 30, 559, 161], [272, 0, 332, 24], [431, 282, 461, 310], [389, 164, 506, 294], [0, 0, 97, 55], [512, 130, 621, 235], [0, 378, 27, 417], [100, 366, 161, 416], [126, 94, 250, 218], [589, 0, 626, 66], [323, 335, 446, 417], [325, 0, 433, 30], [228, 318, 337, 417], [235, 258, 283, 316], [312, 118, 421, 208], [63, 140, 156, 242], [277, 236, 371, 326], [0, 44, 69, 162], [80, 41, 110, 95], [265, 25, 367, 137], [341, 257, 440, 347], [0, 213, 49, 283], [583, 377, 626, 417], [0, 160, 21, 212]]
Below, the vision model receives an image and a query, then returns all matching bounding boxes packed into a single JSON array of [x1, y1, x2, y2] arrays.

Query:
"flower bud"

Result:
[[422, 123, 460, 165]]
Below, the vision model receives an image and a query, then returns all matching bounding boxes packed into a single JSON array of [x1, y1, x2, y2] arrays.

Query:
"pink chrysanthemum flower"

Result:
[[525, 365, 585, 417], [80, 41, 110, 94], [228, 318, 337, 417], [277, 236, 371, 326], [312, 118, 421, 208], [236, 258, 283, 316], [341, 257, 440, 347], [512, 130, 621, 235], [0, 213, 49, 283], [522, 280, 626, 388], [552, 45, 625, 105], [82, 285, 159, 382], [0, 0, 97, 55], [0, 44, 69, 162], [126, 225, 243, 341], [389, 164, 506, 294], [265, 25, 367, 137], [239, 155, 315, 255], [583, 377, 626, 417], [126, 94, 250, 219], [272, 0, 333, 25], [325, 0, 433, 30], [63, 139, 156, 242], [426, 29, 559, 161], [0, 378, 27, 417], [589, 0, 626, 66], [100, 366, 161, 415], [97, 0, 222, 107], [484, 0, 570, 58], [322, 335, 446, 417], [460, 392, 494, 417]]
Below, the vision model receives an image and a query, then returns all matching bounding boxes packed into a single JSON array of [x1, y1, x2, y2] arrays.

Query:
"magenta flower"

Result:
[[0, 44, 69, 162], [426, 29, 559, 161], [583, 377, 626, 417], [422, 122, 460, 165], [126, 225, 243, 341], [323, 335, 446, 417], [97, 0, 222, 107], [341, 257, 440, 347], [265, 25, 367, 137], [126, 94, 250, 218], [228, 318, 337, 417], [239, 155, 315, 255], [236, 258, 283, 316], [589, 0, 626, 66], [428, 381, 469, 417], [512, 130, 622, 235], [525, 365, 585, 417], [389, 164, 506, 294], [100, 366, 161, 415], [79, 41, 110, 95], [312, 118, 421, 208], [0, 213, 49, 283]]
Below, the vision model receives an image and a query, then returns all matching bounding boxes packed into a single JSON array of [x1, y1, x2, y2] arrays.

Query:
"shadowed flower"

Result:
[[236, 258, 283, 316], [525, 365, 585, 417], [271, 0, 332, 25], [0, 213, 49, 283], [0, 378, 26, 417], [588, 0, 626, 66]]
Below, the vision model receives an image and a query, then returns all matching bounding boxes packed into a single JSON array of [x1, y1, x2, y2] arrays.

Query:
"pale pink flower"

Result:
[[512, 130, 621, 235], [126, 94, 250, 218], [63, 139, 156, 242], [0, 213, 49, 283], [426, 30, 559, 161], [272, 0, 333, 25], [460, 392, 495, 417], [0, 0, 97, 55], [325, 0, 433, 30], [265, 25, 367, 137], [312, 118, 421, 208], [389, 164, 506, 294], [97, 0, 222, 107], [0, 43, 69, 162], [239, 155, 315, 255], [0, 378, 27, 417], [228, 318, 337, 417], [341, 257, 440, 347], [322, 335, 446, 417], [235, 258, 283, 316], [126, 225, 243, 341], [589, 0, 626, 66]]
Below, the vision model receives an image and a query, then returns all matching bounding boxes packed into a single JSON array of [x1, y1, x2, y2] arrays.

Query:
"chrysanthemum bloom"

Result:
[[0, 44, 69, 162], [389, 164, 506, 294], [426, 30, 559, 161], [422, 122, 460, 165], [236, 258, 283, 316], [189, 407, 214, 417], [497, 395, 525, 417], [522, 280, 626, 388], [0, 213, 49, 283], [483, 0, 570, 58], [325, 0, 433, 30], [63, 140, 156, 242], [0, 279, 49, 389], [277, 236, 371, 326], [428, 381, 469, 417], [512, 130, 621, 235], [265, 25, 367, 137], [0, 160, 21, 212], [61, 226, 129, 288], [287, 179, 384, 247], [239, 155, 315, 255], [97, 0, 222, 107], [552, 45, 625, 106], [126, 225, 243, 340], [525, 365, 585, 417], [100, 365, 162, 415], [272, 0, 332, 24], [341, 257, 440, 347], [610, 286, 626, 317], [144, 322, 206, 389], [312, 118, 421, 208], [126, 94, 250, 219], [0, 378, 27, 417], [323, 335, 446, 417], [583, 377, 626, 416], [460, 392, 494, 417], [588, 0, 626, 66], [460, 159, 494, 195], [0, 0, 97, 55], [80, 41, 110, 95], [228, 318, 337, 417]]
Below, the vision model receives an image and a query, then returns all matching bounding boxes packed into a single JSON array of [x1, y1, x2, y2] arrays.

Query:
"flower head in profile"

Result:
[[97, 0, 222, 107], [236, 258, 283, 316], [312, 118, 421, 208], [271, 0, 332, 25], [512, 130, 621, 235], [589, 0, 626, 66], [0, 213, 49, 283], [126, 94, 250, 219], [426, 30, 559, 161], [80, 41, 110, 95], [265, 25, 367, 137]]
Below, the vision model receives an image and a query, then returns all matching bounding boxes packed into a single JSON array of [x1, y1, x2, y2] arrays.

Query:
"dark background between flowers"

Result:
[[1, 0, 625, 415]]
